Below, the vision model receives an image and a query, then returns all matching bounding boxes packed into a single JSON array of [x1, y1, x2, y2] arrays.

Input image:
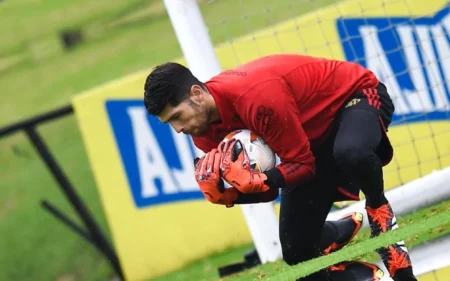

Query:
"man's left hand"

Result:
[[194, 149, 238, 206], [219, 139, 270, 193]]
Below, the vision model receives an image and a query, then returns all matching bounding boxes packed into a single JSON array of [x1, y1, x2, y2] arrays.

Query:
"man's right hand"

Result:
[[194, 149, 238, 207]]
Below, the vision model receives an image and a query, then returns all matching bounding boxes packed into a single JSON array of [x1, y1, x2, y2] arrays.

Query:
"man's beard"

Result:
[[190, 102, 210, 137]]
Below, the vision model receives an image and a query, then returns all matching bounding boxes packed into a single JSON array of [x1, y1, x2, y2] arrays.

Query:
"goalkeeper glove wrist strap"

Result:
[[263, 167, 286, 189]]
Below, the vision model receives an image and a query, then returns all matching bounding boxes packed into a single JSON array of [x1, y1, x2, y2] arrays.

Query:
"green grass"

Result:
[[0, 0, 149, 53], [1, 0, 449, 281], [273, 206, 450, 280], [234, 205, 450, 281], [0, 118, 112, 281], [148, 200, 450, 281]]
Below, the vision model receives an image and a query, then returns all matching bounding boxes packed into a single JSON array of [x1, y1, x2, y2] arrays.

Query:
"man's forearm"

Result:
[[234, 188, 279, 204], [264, 163, 315, 189], [263, 167, 287, 189]]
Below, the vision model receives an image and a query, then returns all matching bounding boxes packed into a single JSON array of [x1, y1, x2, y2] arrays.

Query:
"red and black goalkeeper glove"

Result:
[[194, 149, 238, 207], [219, 139, 270, 194]]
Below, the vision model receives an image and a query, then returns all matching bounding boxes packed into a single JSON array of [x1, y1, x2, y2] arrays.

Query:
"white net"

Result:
[[199, 0, 450, 190]]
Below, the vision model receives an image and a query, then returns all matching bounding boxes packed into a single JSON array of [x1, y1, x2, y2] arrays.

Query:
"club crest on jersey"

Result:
[[345, 98, 361, 108], [337, 5, 450, 124]]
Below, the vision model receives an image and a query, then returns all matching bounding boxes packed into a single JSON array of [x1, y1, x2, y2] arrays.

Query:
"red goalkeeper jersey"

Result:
[[192, 54, 379, 186]]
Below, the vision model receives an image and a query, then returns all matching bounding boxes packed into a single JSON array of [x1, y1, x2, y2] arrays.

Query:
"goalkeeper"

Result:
[[143, 54, 417, 281]]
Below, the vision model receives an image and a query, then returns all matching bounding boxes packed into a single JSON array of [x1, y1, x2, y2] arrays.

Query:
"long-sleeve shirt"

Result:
[[192, 54, 379, 187]]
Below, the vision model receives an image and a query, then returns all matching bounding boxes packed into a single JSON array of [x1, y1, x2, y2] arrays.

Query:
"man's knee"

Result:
[[333, 142, 374, 169]]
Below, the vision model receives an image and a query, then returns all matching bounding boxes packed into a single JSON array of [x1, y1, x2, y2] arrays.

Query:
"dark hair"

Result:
[[144, 62, 203, 116]]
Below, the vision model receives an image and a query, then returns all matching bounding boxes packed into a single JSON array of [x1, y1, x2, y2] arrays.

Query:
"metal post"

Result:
[[24, 126, 124, 280], [163, 0, 222, 81], [41, 200, 96, 247]]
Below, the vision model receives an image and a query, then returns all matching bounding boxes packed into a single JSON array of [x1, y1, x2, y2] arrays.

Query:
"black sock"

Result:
[[319, 222, 339, 252], [332, 216, 358, 243], [366, 192, 388, 209], [392, 267, 417, 281], [329, 270, 356, 281]]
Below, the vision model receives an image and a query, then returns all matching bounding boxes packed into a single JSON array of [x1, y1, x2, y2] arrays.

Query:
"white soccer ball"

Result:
[[222, 129, 275, 172]]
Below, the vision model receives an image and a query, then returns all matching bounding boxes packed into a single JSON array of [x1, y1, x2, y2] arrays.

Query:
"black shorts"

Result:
[[280, 82, 395, 200], [339, 82, 394, 131], [337, 82, 395, 166]]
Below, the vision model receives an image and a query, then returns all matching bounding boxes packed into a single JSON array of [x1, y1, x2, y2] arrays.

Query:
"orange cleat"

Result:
[[366, 203, 417, 280]]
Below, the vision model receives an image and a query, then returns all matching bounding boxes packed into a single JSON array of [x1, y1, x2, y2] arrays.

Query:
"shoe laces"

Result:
[[366, 204, 393, 232], [386, 246, 411, 275]]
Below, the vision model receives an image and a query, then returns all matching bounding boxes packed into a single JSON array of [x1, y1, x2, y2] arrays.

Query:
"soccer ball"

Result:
[[222, 129, 275, 172]]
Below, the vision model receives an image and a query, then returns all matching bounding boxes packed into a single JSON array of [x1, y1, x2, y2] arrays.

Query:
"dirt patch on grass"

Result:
[[0, 199, 17, 221]]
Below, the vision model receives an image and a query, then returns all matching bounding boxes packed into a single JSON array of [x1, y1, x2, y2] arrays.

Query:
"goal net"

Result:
[[196, 0, 450, 191]]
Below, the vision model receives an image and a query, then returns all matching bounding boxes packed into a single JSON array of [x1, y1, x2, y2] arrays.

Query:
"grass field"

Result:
[[150, 200, 450, 281], [0, 0, 449, 281]]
